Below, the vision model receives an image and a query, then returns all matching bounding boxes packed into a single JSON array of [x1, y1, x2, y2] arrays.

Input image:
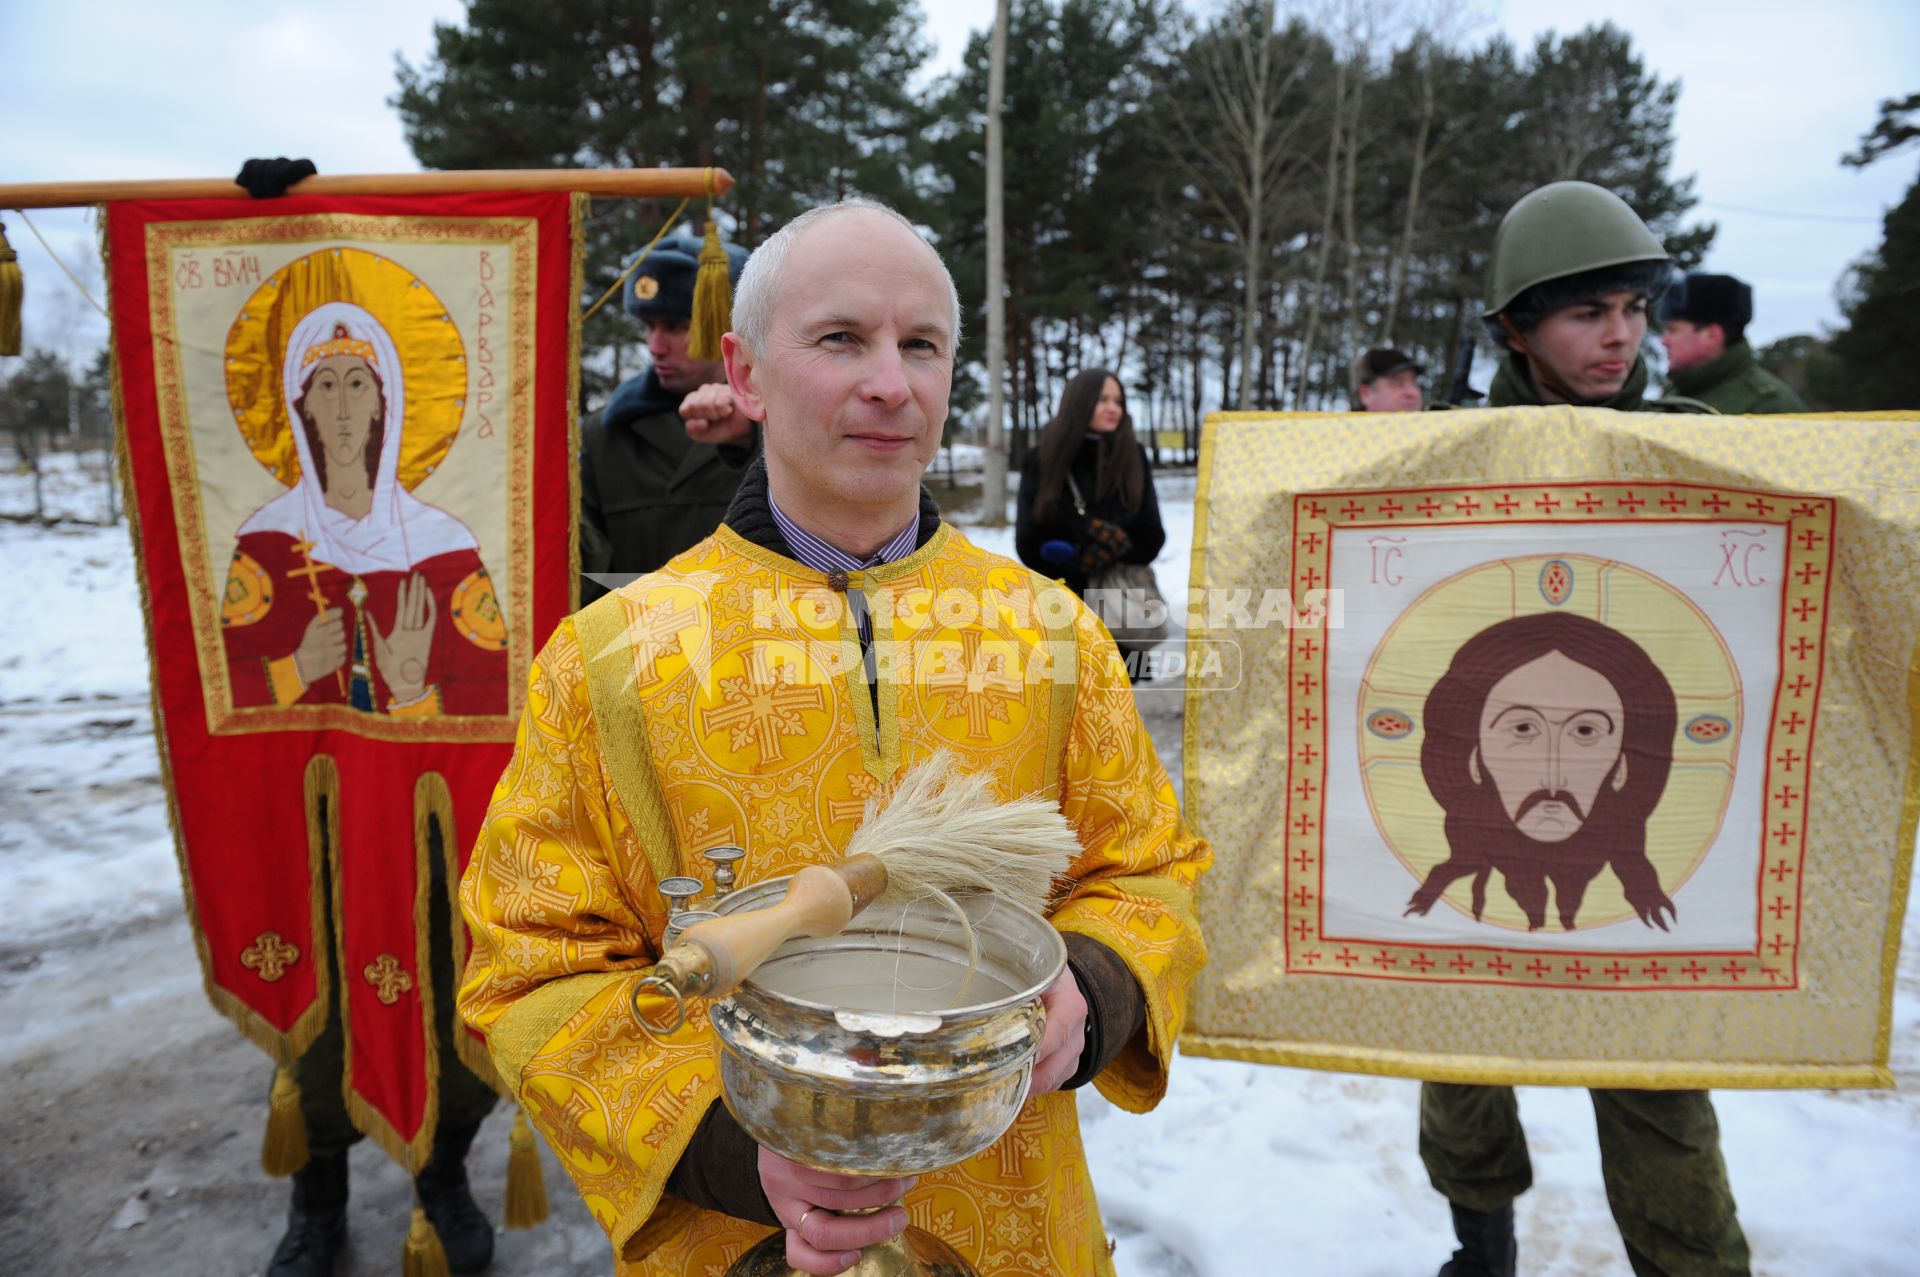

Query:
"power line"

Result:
[[1698, 201, 1881, 226]]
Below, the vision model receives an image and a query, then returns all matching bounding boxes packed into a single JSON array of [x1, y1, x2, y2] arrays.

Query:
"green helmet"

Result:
[[1482, 181, 1669, 318]]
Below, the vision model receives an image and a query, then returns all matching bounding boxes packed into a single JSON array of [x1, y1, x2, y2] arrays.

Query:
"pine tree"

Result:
[[1811, 94, 1920, 410]]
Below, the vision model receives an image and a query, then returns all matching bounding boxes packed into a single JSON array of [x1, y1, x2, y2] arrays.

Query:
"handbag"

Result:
[[1065, 474, 1170, 647]]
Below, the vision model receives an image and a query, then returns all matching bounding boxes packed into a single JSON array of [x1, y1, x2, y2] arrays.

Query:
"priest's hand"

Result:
[[680, 382, 755, 447], [292, 607, 347, 689], [1031, 968, 1088, 1094], [371, 572, 436, 705], [759, 1145, 915, 1275]]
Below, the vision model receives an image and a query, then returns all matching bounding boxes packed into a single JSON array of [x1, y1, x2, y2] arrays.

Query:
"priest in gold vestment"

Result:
[[459, 201, 1210, 1276]]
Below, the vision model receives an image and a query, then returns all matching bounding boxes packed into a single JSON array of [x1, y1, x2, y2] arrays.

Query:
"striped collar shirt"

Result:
[[767, 491, 919, 575]]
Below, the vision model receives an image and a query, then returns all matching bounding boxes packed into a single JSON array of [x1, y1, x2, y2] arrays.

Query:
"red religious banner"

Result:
[[106, 191, 579, 1164]]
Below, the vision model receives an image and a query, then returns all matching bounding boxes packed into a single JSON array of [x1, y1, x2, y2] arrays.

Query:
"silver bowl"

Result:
[[707, 878, 1066, 1177]]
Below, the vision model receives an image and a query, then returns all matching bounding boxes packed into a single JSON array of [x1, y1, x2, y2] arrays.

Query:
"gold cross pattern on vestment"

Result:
[[363, 953, 414, 1005], [240, 931, 301, 982]]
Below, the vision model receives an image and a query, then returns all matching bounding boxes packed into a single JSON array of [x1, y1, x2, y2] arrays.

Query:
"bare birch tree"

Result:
[[1149, 0, 1318, 410]]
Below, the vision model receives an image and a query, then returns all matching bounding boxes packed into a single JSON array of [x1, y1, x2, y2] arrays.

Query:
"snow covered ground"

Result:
[[1, 454, 1915, 1275]]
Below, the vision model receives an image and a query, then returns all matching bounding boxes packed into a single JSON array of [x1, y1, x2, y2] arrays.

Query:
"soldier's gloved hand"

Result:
[[1039, 539, 1076, 565], [680, 382, 755, 447], [235, 158, 317, 199]]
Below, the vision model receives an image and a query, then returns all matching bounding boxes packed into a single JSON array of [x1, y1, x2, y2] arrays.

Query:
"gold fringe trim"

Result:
[[431, 768, 507, 1100], [1183, 412, 1222, 831], [567, 192, 587, 615], [1176, 1033, 1894, 1091], [686, 217, 731, 362], [573, 606, 682, 889], [337, 771, 442, 1172], [503, 1108, 550, 1229], [1875, 629, 1920, 1072], [260, 1064, 311, 1177], [488, 968, 635, 1091], [110, 209, 328, 1074], [0, 219, 22, 356], [610, 1081, 718, 1267], [403, 1205, 453, 1277], [1040, 582, 1080, 803]]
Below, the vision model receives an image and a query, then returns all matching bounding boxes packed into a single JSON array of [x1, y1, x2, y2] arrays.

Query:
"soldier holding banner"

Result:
[[1416, 181, 1753, 1277]]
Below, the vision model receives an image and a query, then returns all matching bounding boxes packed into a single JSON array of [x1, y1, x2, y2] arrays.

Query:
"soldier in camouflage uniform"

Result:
[[1419, 182, 1752, 1277], [1659, 272, 1809, 414]]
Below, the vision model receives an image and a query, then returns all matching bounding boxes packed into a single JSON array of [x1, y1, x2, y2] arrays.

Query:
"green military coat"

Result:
[[578, 370, 756, 604], [1663, 340, 1808, 414], [1489, 352, 1712, 414]]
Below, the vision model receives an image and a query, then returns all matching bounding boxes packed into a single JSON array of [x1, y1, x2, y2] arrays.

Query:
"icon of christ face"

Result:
[[1406, 612, 1678, 932], [1473, 651, 1628, 845]]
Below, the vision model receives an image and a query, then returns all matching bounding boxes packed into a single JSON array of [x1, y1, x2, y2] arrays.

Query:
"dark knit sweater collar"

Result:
[[721, 454, 942, 562]]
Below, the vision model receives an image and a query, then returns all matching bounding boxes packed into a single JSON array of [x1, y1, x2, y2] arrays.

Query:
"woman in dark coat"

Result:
[[1015, 369, 1167, 675]]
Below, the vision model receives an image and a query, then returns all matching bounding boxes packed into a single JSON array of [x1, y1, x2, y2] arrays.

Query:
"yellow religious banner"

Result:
[[1181, 407, 1919, 1089]]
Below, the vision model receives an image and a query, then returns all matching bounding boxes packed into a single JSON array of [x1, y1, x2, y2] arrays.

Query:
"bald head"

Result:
[[731, 201, 961, 356], [719, 200, 957, 555]]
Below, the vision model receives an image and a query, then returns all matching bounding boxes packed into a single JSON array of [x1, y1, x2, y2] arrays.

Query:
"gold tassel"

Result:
[[260, 1065, 311, 1177], [687, 218, 732, 362], [402, 1205, 453, 1277], [503, 1109, 549, 1228], [0, 220, 23, 357]]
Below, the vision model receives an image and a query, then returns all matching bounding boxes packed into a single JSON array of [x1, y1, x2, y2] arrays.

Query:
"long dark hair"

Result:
[[295, 363, 386, 494], [1031, 368, 1144, 522]]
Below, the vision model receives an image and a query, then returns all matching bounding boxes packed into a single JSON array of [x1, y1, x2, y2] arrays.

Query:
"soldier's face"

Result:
[[1473, 651, 1627, 844], [1660, 319, 1723, 373], [1358, 368, 1423, 412], [1520, 291, 1648, 401], [724, 210, 951, 522], [646, 317, 724, 393]]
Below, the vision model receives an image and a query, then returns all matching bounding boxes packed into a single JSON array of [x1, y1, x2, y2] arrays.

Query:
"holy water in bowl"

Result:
[[749, 944, 1022, 1014]]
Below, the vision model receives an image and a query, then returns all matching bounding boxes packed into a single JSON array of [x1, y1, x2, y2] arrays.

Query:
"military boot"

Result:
[[1436, 1201, 1517, 1277], [416, 1119, 494, 1274], [266, 1151, 348, 1277]]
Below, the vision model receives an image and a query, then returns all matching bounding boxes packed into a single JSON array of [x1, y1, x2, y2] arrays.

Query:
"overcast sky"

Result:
[[2, 0, 1912, 363]]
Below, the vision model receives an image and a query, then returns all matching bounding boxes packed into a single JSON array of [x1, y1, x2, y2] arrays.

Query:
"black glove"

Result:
[[1078, 517, 1132, 572], [235, 158, 317, 199]]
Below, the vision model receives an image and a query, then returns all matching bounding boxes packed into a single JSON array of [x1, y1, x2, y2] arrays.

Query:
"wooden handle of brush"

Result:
[[679, 856, 889, 995]]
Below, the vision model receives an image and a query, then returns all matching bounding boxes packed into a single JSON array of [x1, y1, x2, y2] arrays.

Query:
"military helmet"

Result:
[[1482, 181, 1669, 318]]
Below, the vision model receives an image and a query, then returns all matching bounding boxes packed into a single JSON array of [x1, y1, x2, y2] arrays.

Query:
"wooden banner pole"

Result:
[[0, 167, 733, 210]]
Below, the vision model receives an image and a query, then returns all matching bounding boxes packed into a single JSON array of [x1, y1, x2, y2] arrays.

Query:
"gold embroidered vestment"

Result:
[[459, 524, 1211, 1274]]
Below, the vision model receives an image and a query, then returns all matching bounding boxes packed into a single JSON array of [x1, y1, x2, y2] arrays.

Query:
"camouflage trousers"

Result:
[[285, 809, 497, 1159], [1420, 1082, 1750, 1277]]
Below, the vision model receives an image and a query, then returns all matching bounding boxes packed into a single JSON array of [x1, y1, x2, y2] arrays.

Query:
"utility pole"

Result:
[[980, 0, 1011, 525]]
